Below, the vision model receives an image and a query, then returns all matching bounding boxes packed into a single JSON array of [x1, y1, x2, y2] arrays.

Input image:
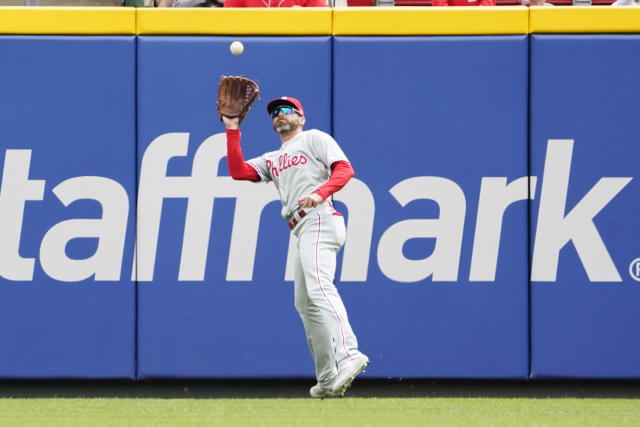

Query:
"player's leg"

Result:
[[293, 237, 337, 389], [297, 212, 360, 377], [300, 211, 370, 395]]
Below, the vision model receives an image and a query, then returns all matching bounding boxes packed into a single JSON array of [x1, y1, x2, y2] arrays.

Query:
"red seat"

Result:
[[346, 0, 375, 5], [348, 0, 615, 5]]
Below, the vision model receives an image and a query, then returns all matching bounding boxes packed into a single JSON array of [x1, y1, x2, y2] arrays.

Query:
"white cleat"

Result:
[[331, 353, 370, 396], [309, 383, 340, 399]]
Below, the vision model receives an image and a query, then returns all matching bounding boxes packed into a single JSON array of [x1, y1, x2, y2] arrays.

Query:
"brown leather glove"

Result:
[[216, 75, 260, 124]]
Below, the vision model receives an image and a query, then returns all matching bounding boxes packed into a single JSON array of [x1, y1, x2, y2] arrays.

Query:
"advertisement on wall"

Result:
[[1, 34, 638, 379]]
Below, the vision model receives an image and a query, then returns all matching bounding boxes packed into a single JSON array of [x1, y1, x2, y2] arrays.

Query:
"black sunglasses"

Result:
[[270, 106, 300, 119]]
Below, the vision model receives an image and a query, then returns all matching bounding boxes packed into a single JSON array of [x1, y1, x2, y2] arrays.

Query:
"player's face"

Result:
[[272, 107, 304, 135]]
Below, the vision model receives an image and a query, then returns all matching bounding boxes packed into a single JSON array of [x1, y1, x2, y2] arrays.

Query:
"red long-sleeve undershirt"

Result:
[[226, 128, 354, 201], [315, 161, 354, 200], [226, 129, 261, 181]]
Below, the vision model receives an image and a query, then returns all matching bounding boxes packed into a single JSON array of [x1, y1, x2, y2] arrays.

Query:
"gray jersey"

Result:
[[247, 129, 348, 219]]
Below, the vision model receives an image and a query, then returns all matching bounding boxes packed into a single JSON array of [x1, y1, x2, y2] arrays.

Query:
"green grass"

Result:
[[0, 397, 639, 427]]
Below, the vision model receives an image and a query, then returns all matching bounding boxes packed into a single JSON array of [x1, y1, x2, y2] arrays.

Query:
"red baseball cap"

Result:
[[267, 96, 305, 118]]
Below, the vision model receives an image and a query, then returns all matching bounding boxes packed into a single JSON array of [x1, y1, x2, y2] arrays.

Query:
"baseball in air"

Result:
[[230, 41, 244, 56]]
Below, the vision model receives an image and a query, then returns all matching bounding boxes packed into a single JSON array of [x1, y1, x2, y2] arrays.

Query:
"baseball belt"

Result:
[[287, 209, 307, 230]]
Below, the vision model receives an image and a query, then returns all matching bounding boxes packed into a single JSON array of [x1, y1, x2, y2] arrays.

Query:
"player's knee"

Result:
[[307, 284, 336, 304]]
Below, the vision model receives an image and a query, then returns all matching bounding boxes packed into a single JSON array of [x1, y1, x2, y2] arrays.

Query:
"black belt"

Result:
[[287, 209, 307, 230]]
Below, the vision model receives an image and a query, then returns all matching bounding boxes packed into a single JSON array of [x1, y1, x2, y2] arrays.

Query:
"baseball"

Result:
[[230, 41, 244, 56]]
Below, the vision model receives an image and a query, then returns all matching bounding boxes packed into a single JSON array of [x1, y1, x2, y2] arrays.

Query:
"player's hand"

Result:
[[298, 193, 323, 209], [222, 115, 240, 130]]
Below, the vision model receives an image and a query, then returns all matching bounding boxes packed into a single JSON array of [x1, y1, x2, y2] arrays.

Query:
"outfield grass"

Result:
[[0, 397, 639, 426]]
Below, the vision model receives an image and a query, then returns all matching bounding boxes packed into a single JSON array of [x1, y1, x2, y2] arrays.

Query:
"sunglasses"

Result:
[[270, 106, 300, 119]]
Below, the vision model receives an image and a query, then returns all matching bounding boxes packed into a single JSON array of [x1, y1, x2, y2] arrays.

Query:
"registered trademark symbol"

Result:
[[629, 258, 640, 282]]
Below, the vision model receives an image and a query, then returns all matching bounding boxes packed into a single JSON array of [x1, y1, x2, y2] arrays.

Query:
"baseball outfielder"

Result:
[[221, 95, 369, 398]]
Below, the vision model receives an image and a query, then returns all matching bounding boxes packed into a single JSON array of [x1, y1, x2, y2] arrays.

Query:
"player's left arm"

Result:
[[298, 131, 354, 208], [298, 161, 354, 208], [315, 161, 354, 200]]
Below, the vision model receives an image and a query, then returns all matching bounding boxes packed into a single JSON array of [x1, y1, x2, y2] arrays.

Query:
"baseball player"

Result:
[[221, 96, 369, 398]]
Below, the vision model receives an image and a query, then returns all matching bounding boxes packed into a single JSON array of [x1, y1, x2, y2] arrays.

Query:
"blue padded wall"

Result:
[[136, 36, 332, 378], [333, 36, 529, 378], [3, 32, 639, 380], [0, 37, 136, 378], [530, 35, 640, 378]]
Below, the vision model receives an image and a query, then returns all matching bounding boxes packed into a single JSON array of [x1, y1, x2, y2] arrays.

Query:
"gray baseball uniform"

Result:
[[246, 129, 362, 387]]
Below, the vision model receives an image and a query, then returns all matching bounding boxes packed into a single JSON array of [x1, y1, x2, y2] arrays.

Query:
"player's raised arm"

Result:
[[217, 76, 262, 182], [222, 115, 239, 130], [223, 119, 261, 182]]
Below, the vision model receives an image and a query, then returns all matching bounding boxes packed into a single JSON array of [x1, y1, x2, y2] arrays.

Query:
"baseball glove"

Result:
[[216, 75, 260, 124]]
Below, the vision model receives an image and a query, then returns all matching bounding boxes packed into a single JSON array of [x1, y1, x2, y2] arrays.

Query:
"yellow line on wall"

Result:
[[136, 8, 332, 35], [0, 7, 135, 35], [332, 6, 529, 36], [530, 6, 640, 33], [1, 6, 640, 36]]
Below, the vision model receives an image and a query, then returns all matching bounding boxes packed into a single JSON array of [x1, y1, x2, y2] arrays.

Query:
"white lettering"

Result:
[[0, 150, 45, 280], [4, 136, 631, 285], [377, 177, 465, 282], [135, 133, 189, 281], [531, 139, 632, 282], [135, 133, 279, 282], [39, 177, 129, 281], [469, 176, 536, 281]]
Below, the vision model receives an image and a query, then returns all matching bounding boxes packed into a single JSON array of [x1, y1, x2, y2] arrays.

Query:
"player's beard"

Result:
[[274, 118, 299, 135]]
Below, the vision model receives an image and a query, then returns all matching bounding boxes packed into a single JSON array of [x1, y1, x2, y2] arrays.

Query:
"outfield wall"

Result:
[[0, 7, 638, 379]]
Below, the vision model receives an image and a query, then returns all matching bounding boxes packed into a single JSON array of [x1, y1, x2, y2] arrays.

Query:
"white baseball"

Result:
[[230, 41, 244, 56]]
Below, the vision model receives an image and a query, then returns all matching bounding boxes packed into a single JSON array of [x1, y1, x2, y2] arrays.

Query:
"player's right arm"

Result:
[[223, 116, 261, 182]]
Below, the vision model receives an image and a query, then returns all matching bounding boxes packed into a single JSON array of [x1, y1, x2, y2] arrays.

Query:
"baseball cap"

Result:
[[267, 96, 305, 118]]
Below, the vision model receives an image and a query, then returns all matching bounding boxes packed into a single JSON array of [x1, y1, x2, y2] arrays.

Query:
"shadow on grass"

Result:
[[1, 379, 640, 399]]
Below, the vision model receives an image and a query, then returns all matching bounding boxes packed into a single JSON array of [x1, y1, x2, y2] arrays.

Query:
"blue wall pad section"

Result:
[[0, 37, 136, 378], [333, 36, 529, 378], [136, 36, 332, 378], [530, 35, 640, 379]]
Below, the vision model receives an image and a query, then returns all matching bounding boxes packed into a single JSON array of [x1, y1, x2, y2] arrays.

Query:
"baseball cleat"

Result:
[[309, 383, 340, 399], [331, 353, 370, 395]]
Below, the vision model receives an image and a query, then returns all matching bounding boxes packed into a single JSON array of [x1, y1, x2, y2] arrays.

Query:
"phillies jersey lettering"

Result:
[[266, 153, 309, 177], [247, 129, 348, 219]]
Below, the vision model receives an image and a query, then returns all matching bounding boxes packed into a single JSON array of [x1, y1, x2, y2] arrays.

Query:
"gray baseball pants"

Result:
[[292, 203, 360, 387]]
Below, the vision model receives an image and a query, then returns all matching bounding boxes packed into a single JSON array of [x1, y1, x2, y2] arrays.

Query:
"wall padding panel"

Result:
[[332, 36, 529, 378], [530, 35, 640, 379], [0, 36, 136, 378]]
